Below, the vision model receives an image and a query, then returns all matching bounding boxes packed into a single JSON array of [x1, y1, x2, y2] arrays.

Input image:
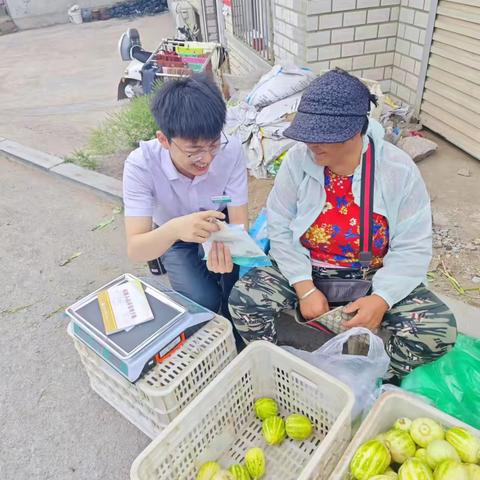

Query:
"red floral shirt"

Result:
[[300, 167, 389, 269]]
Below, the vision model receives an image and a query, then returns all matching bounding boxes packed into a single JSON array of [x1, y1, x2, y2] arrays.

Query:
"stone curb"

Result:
[[0, 138, 123, 201]]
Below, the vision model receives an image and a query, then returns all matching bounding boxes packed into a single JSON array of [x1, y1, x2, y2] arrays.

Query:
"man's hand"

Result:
[[207, 241, 234, 274], [299, 289, 330, 320], [171, 210, 225, 243], [342, 294, 389, 331]]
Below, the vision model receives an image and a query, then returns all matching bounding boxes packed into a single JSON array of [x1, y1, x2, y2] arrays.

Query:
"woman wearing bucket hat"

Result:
[[229, 69, 456, 379]]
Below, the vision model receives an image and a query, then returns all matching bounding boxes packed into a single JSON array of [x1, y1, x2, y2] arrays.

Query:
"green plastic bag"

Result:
[[401, 334, 480, 428]]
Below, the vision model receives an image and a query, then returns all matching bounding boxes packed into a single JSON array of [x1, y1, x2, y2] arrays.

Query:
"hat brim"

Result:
[[283, 111, 365, 144]]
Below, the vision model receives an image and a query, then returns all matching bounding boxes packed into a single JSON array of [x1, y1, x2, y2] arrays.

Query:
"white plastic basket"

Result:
[[330, 390, 480, 479], [131, 341, 355, 480], [70, 316, 236, 438]]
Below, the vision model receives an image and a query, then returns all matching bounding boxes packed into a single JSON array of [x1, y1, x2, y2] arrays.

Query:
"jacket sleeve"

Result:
[[372, 164, 432, 308], [267, 155, 313, 285]]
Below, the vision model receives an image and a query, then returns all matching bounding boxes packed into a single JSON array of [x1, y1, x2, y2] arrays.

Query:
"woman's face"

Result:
[[306, 132, 362, 167]]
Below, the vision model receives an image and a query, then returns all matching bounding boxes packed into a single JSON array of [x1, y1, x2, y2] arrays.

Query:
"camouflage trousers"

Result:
[[228, 264, 457, 378]]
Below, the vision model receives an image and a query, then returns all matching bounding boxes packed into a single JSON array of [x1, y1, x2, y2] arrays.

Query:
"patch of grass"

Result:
[[64, 150, 98, 170], [88, 94, 157, 156]]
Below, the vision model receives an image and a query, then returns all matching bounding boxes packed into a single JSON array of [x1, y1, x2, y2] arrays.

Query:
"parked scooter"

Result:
[[117, 22, 199, 99]]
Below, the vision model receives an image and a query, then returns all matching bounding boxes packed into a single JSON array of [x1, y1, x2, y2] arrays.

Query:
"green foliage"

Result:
[[64, 150, 98, 170], [88, 95, 157, 155]]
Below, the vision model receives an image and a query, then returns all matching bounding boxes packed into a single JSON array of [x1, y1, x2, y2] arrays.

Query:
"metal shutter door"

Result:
[[420, 0, 480, 160]]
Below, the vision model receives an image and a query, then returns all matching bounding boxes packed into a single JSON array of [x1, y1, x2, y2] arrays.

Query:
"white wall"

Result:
[[390, 0, 432, 108], [5, 0, 113, 29], [223, 0, 433, 108]]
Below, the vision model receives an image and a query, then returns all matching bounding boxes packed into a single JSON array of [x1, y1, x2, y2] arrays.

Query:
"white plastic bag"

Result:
[[283, 327, 390, 419], [246, 65, 316, 109], [256, 91, 303, 125], [203, 222, 271, 267]]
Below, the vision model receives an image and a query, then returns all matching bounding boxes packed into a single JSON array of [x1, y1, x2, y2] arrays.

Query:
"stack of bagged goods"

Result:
[[225, 65, 383, 179]]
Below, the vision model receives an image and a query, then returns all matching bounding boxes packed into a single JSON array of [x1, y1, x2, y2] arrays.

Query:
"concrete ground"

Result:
[[0, 157, 149, 480], [0, 13, 175, 157], [1, 155, 478, 480]]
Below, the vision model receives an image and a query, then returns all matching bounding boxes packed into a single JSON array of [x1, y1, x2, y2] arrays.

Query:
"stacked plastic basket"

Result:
[[130, 341, 355, 480], [70, 316, 236, 438]]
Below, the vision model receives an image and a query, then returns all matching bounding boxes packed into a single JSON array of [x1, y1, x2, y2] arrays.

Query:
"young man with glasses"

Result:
[[123, 74, 248, 334]]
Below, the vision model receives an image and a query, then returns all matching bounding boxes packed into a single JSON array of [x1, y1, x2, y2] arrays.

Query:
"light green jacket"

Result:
[[266, 119, 432, 308]]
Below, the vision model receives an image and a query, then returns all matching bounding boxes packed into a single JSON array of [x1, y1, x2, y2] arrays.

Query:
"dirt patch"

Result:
[[248, 177, 274, 222], [96, 151, 129, 180], [429, 230, 480, 308], [418, 133, 480, 307]]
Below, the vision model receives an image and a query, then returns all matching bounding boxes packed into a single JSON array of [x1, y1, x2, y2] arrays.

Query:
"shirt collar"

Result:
[[160, 148, 180, 181]]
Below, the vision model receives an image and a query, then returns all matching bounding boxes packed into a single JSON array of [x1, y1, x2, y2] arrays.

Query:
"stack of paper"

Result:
[[98, 278, 154, 335]]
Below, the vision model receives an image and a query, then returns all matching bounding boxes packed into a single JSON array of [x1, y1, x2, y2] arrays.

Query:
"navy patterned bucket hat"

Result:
[[284, 69, 376, 144]]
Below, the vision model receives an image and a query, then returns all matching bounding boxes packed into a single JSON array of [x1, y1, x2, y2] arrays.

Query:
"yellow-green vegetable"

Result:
[[398, 458, 433, 480], [228, 464, 251, 480], [197, 461, 221, 480], [410, 418, 445, 448], [433, 460, 468, 480], [350, 439, 391, 480], [384, 429, 416, 464], [395, 418, 413, 432], [416, 449, 428, 462], [464, 463, 480, 480], [245, 448, 265, 479], [384, 467, 398, 479], [445, 427, 480, 464], [254, 398, 278, 420], [262, 416, 286, 445], [285, 413, 313, 441], [425, 440, 460, 469]]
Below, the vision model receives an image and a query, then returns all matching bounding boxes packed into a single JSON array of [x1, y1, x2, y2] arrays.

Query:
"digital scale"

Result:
[[66, 274, 215, 382]]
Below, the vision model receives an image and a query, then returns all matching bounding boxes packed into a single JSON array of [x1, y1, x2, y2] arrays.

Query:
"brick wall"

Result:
[[390, 0, 430, 106], [272, 0, 308, 65], [305, 0, 400, 94], [203, 0, 219, 41], [223, 0, 433, 107]]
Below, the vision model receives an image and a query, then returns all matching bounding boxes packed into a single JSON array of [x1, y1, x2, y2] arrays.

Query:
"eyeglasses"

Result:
[[170, 132, 229, 161]]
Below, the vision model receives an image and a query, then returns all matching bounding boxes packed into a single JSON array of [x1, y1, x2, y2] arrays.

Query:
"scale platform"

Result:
[[66, 274, 215, 382]]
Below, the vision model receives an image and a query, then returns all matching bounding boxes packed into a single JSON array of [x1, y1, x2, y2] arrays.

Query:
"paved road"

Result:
[[0, 157, 149, 480], [0, 13, 175, 157]]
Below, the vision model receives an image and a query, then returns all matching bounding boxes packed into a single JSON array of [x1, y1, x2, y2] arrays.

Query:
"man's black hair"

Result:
[[150, 73, 226, 141]]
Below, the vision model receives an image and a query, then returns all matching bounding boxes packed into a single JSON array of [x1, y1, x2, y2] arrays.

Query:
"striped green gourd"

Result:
[[445, 427, 480, 464], [350, 439, 391, 480], [398, 458, 433, 480]]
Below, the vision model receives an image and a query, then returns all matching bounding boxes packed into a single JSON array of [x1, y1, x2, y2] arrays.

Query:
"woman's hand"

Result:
[[299, 289, 330, 320], [207, 241, 234, 274], [342, 294, 389, 331]]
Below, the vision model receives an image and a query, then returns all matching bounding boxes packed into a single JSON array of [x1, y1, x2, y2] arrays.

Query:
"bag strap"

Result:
[[359, 136, 375, 271]]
